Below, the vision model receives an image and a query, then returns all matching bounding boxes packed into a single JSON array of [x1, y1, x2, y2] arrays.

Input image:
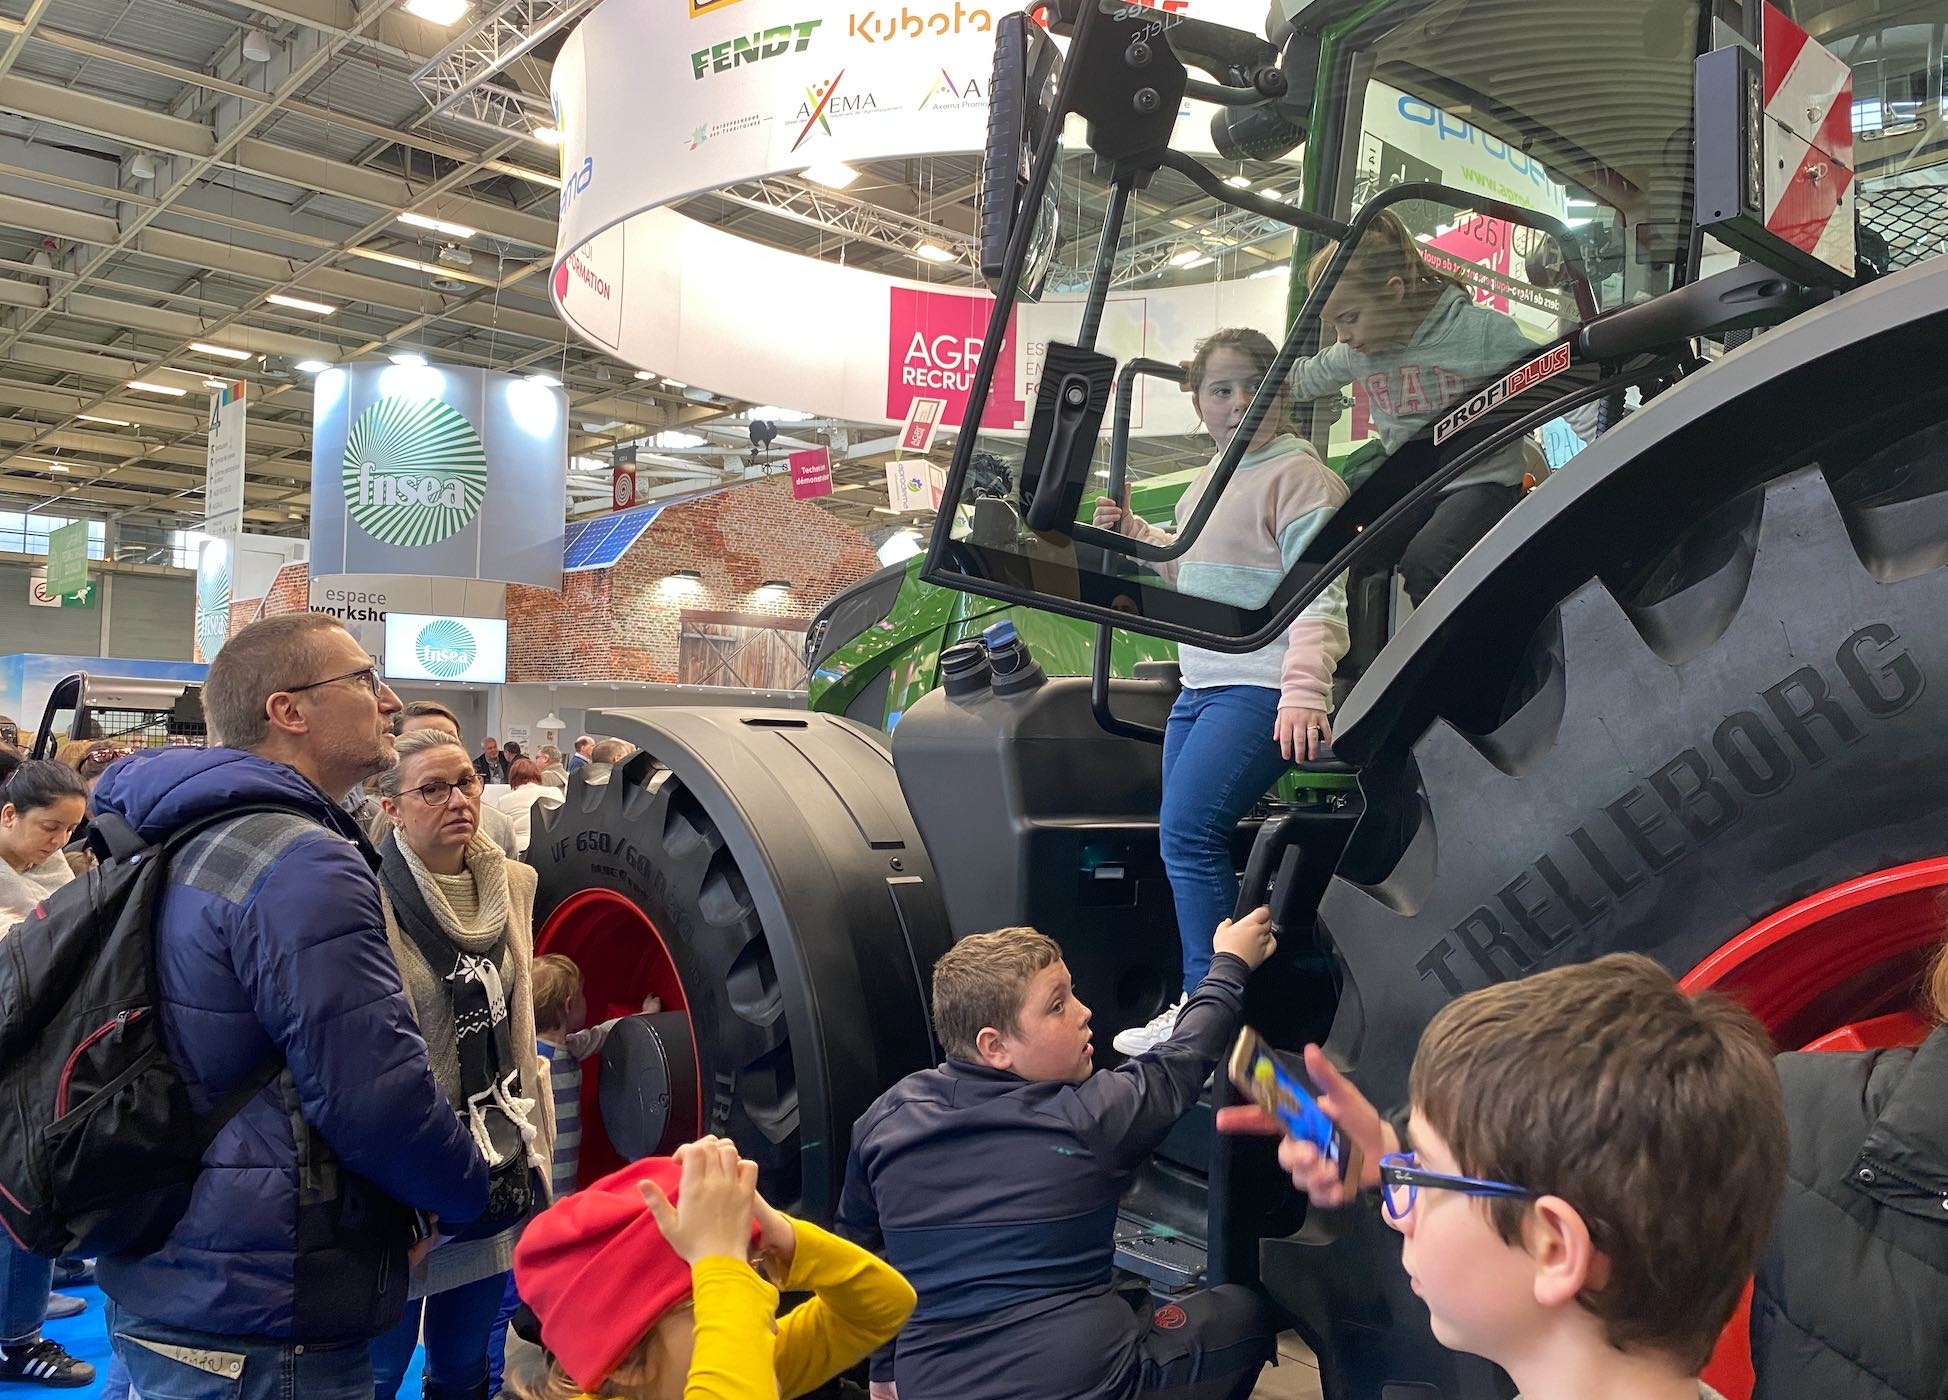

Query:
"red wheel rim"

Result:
[[537, 888, 702, 1186], [1684, 858, 1943, 1400], [1679, 856, 1948, 1049]]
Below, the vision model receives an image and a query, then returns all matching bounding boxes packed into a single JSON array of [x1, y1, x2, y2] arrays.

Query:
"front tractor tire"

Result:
[[526, 711, 953, 1219], [1280, 430, 1948, 1400]]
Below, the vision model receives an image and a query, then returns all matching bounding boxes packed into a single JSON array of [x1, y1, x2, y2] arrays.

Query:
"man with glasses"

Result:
[[89, 613, 490, 1400]]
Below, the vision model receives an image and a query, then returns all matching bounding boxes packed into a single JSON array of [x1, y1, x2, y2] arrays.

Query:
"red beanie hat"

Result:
[[513, 1157, 760, 1392]]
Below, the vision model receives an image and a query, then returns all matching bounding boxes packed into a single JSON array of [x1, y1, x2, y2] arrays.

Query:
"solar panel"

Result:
[[563, 504, 663, 573]]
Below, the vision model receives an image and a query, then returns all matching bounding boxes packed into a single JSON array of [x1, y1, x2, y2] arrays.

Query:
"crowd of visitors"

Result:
[[1, 607, 1942, 1400]]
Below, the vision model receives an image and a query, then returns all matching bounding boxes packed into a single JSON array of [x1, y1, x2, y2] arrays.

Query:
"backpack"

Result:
[[0, 805, 305, 1258]]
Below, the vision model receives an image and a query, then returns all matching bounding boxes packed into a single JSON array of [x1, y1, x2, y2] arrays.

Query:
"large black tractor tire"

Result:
[[1277, 429, 1948, 1400], [526, 710, 952, 1221]]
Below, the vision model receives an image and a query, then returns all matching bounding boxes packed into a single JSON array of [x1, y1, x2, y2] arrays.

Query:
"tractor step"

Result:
[[1114, 1211, 1208, 1292]]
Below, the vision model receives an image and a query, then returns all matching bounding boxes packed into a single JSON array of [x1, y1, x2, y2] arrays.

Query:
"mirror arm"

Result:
[[1158, 151, 1352, 241]]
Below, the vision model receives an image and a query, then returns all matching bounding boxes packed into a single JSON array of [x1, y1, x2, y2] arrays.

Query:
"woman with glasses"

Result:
[[367, 729, 553, 1400], [0, 760, 98, 1389]]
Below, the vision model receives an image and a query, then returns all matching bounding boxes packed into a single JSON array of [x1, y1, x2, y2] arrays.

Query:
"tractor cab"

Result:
[[922, 0, 1725, 682]]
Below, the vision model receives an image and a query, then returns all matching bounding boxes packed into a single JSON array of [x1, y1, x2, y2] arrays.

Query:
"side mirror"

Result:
[[979, 13, 1062, 299]]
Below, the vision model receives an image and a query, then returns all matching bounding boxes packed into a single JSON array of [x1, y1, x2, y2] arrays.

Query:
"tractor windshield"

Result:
[[920, 0, 1711, 652], [922, 0, 1945, 655]]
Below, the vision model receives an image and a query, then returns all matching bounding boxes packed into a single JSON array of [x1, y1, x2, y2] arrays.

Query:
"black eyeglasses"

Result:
[[284, 666, 385, 698], [399, 773, 484, 807]]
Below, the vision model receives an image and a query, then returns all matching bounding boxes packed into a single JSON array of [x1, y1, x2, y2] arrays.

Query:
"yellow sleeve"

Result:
[[684, 1257, 781, 1400], [770, 1218, 917, 1400]]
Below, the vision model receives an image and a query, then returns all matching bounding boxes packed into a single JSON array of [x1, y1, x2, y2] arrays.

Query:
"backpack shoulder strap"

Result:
[[148, 803, 331, 1131]]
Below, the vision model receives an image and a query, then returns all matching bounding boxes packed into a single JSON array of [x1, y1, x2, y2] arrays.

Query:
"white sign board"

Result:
[[310, 574, 506, 658], [383, 612, 510, 685], [205, 383, 247, 538]]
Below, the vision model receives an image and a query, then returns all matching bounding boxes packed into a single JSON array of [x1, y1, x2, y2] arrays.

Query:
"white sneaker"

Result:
[[1112, 997, 1186, 1056]]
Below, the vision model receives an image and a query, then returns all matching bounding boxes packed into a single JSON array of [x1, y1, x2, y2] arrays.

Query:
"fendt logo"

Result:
[[691, 18, 821, 79], [414, 619, 478, 679], [340, 396, 488, 548]]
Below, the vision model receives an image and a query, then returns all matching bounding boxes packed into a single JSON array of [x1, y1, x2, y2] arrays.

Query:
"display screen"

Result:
[[382, 612, 509, 685]]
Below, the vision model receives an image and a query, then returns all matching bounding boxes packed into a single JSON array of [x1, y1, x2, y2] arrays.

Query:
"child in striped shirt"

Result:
[[532, 954, 660, 1202]]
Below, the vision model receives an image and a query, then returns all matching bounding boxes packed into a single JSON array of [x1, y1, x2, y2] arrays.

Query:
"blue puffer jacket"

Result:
[[91, 747, 489, 1341]]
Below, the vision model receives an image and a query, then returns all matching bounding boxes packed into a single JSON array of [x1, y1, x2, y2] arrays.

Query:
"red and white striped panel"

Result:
[[1761, 3, 1855, 272]]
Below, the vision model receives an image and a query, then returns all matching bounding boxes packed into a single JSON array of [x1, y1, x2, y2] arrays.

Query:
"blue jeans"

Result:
[[369, 1271, 508, 1398], [107, 1299, 373, 1400], [1160, 685, 1291, 996], [0, 1233, 53, 1347], [484, 1272, 522, 1397], [100, 1351, 134, 1399]]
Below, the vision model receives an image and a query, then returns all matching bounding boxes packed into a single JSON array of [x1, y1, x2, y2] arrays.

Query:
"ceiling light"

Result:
[[203, 379, 228, 390], [129, 152, 157, 181], [1177, 253, 1215, 270], [525, 372, 561, 387], [128, 380, 187, 396], [77, 414, 130, 426], [47, 462, 70, 474], [241, 27, 272, 61], [390, 351, 428, 367], [1257, 185, 1286, 200], [1224, 174, 1252, 188], [1567, 197, 1599, 209], [531, 124, 564, 145], [398, 211, 477, 239], [661, 377, 686, 388], [1168, 248, 1206, 267], [295, 358, 332, 373], [266, 292, 338, 315], [801, 161, 859, 189], [913, 242, 956, 264], [402, 0, 471, 24], [190, 341, 253, 360], [633, 370, 655, 380]]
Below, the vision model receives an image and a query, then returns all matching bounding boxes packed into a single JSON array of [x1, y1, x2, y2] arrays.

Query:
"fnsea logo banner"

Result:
[[340, 396, 489, 547]]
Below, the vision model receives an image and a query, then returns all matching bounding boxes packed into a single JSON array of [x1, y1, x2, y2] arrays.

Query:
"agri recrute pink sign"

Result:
[[885, 287, 1023, 429]]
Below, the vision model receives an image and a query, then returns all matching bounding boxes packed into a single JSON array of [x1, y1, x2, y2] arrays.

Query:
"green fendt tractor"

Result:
[[528, 3, 1948, 1395]]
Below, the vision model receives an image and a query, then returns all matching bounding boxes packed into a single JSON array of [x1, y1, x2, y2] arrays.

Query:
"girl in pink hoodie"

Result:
[[1095, 328, 1349, 1053]]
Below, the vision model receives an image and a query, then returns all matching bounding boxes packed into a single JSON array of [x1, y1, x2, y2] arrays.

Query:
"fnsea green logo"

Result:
[[341, 397, 488, 547], [414, 619, 478, 679]]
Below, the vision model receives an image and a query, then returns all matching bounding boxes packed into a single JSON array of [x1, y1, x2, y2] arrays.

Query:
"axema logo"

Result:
[[919, 70, 984, 109], [791, 71, 888, 150], [793, 70, 845, 149], [414, 618, 477, 679], [340, 396, 488, 548]]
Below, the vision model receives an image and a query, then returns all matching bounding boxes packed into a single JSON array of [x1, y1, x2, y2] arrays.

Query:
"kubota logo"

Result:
[[340, 396, 488, 548], [414, 619, 477, 679]]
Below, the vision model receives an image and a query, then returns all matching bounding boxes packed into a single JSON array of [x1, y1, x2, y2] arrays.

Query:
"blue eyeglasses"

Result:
[[1377, 1151, 1535, 1221]]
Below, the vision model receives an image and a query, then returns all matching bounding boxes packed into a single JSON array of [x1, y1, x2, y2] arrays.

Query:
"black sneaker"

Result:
[[0, 1340, 95, 1387]]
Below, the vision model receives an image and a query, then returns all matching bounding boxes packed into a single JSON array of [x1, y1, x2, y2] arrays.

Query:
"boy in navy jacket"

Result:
[[838, 912, 1279, 1400]]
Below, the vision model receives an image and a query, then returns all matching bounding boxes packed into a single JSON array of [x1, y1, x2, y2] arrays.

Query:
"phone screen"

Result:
[[1228, 1028, 1353, 1178]]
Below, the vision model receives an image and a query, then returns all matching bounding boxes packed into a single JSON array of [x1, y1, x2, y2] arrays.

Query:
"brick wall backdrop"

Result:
[[510, 477, 880, 684], [214, 482, 878, 686]]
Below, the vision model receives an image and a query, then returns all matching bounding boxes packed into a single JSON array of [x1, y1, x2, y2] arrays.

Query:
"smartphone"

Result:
[[1227, 1027, 1362, 1184]]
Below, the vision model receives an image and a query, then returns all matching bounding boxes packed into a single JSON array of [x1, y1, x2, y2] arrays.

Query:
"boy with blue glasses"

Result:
[[1269, 953, 1786, 1400]]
